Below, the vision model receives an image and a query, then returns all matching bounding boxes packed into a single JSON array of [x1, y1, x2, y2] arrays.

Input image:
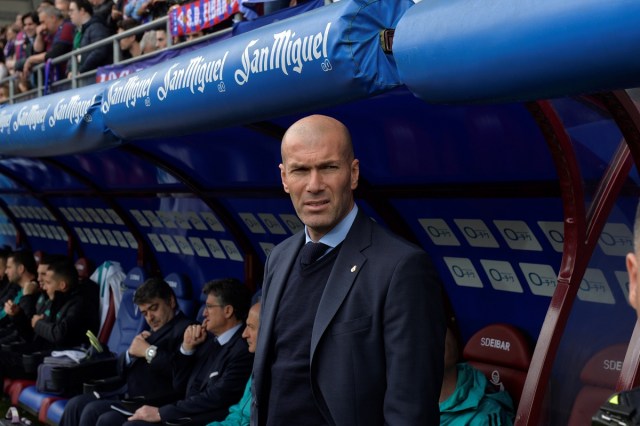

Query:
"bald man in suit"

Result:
[[252, 114, 446, 425]]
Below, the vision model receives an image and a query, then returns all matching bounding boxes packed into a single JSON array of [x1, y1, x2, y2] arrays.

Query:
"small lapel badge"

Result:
[[210, 371, 219, 378], [351, 265, 357, 272]]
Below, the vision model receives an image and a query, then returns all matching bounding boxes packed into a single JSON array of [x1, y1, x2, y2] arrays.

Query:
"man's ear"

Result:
[[350, 158, 359, 190], [223, 304, 234, 319], [627, 252, 638, 309], [279, 164, 290, 194]]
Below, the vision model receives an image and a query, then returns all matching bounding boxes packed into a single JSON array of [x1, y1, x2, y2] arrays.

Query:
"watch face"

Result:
[[146, 346, 156, 362]]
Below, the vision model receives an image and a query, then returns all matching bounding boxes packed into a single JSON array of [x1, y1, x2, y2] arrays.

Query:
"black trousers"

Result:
[[59, 393, 129, 426]]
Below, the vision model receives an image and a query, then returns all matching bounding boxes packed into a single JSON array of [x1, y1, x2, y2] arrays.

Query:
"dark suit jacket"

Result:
[[159, 326, 254, 423], [253, 210, 446, 426], [116, 311, 191, 397]]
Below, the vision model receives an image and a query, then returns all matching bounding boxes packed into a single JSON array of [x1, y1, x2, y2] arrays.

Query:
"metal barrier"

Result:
[[0, 15, 233, 105]]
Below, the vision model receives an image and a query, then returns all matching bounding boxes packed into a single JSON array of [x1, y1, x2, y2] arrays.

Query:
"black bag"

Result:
[[593, 388, 640, 425], [34, 347, 117, 396], [36, 349, 89, 395]]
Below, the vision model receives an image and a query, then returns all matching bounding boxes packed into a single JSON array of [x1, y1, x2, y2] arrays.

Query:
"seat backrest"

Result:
[[90, 260, 127, 343], [33, 250, 44, 267], [196, 291, 207, 323], [463, 323, 532, 406], [74, 257, 93, 280], [106, 266, 147, 355], [164, 272, 194, 319], [567, 343, 627, 426]]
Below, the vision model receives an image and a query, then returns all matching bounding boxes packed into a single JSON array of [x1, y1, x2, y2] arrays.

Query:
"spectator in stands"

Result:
[[0, 258, 100, 381], [155, 28, 167, 50], [117, 18, 143, 59], [14, 14, 24, 32], [21, 5, 75, 86], [13, 12, 39, 78], [59, 277, 192, 426], [37, 0, 56, 12], [0, 53, 8, 81], [2, 25, 18, 68], [110, 0, 126, 28], [68, 0, 113, 75], [184, 30, 204, 43], [136, 0, 176, 22], [140, 30, 157, 55], [56, 0, 71, 19], [90, 0, 114, 26], [0, 84, 8, 103], [123, 0, 151, 23], [206, 300, 261, 426], [123, 278, 253, 425], [439, 325, 515, 425]]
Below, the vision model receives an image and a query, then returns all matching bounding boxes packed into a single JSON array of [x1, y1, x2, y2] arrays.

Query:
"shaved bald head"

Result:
[[281, 114, 353, 164]]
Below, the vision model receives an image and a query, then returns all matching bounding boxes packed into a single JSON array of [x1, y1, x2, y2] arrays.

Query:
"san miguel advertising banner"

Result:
[[0, 83, 119, 156], [169, 0, 240, 37], [103, 0, 413, 140]]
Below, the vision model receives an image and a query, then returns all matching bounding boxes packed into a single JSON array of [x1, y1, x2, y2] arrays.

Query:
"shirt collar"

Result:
[[305, 204, 358, 248], [216, 323, 242, 346]]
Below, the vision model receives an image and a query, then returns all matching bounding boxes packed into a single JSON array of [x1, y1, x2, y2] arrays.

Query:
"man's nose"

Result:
[[307, 170, 323, 192]]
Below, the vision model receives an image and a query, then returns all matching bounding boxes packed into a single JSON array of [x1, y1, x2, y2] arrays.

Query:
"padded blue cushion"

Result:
[[107, 267, 147, 354], [18, 385, 58, 414], [165, 273, 194, 319], [47, 399, 68, 424]]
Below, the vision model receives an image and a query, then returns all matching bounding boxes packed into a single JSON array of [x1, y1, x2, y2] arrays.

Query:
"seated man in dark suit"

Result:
[[119, 278, 253, 425], [59, 277, 192, 426], [0, 257, 99, 380], [0, 250, 39, 337]]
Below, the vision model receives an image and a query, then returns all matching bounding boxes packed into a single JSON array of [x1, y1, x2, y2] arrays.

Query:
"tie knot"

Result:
[[300, 242, 330, 266]]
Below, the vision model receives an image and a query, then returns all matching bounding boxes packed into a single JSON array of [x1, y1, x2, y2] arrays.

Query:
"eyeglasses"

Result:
[[205, 303, 224, 310]]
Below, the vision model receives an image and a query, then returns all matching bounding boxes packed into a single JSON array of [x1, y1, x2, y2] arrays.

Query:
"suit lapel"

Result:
[[310, 211, 372, 356]]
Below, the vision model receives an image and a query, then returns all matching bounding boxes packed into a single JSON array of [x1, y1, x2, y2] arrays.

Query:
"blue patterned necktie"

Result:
[[300, 242, 329, 266]]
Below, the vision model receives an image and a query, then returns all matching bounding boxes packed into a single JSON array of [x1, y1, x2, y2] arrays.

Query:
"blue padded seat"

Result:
[[18, 385, 62, 419], [46, 399, 68, 425], [196, 291, 208, 323], [164, 272, 194, 319], [106, 266, 148, 355]]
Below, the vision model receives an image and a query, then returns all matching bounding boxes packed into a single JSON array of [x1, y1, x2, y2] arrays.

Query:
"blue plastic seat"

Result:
[[164, 272, 194, 319], [196, 291, 208, 323], [46, 399, 68, 425], [106, 266, 148, 355]]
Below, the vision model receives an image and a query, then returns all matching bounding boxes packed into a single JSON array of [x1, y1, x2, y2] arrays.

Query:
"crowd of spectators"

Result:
[[0, 0, 301, 101]]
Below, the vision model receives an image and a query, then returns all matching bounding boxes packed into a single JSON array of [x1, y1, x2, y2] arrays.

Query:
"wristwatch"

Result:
[[145, 345, 158, 364]]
